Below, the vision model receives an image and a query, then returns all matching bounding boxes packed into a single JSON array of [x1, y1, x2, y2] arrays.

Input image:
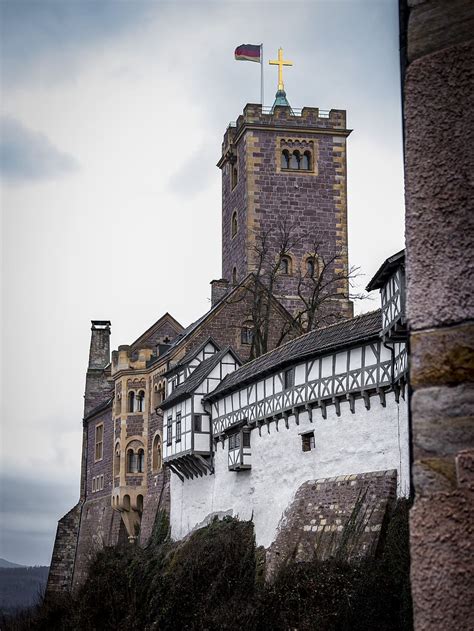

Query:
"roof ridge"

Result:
[[236, 308, 382, 372]]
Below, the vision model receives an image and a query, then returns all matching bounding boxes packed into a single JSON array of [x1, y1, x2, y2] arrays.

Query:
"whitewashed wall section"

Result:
[[170, 391, 409, 545]]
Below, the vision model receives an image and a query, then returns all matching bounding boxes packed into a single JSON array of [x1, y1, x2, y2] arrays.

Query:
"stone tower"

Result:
[[218, 94, 353, 319], [84, 320, 111, 417]]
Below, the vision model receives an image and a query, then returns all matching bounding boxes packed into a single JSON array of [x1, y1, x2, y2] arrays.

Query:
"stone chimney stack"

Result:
[[88, 320, 111, 369], [210, 279, 230, 307]]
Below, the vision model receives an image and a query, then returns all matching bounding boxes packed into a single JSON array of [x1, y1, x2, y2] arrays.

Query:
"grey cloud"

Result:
[[167, 144, 217, 197], [0, 0, 152, 84], [0, 116, 79, 182]]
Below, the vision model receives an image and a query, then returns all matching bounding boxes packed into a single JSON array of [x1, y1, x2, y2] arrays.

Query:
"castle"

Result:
[[47, 78, 409, 593]]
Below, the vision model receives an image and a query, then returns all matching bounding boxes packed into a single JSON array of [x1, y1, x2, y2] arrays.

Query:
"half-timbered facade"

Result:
[[163, 254, 409, 547]]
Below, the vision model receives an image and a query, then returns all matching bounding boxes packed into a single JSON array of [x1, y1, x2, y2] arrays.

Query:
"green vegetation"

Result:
[[3, 503, 412, 630]]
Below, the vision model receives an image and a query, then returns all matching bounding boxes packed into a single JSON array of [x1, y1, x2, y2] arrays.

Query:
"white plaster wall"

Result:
[[170, 391, 409, 547]]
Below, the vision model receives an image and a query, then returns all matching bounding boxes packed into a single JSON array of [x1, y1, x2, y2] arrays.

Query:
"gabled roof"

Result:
[[205, 310, 382, 402], [164, 337, 221, 377], [366, 250, 405, 292], [130, 312, 184, 350], [161, 347, 241, 410]]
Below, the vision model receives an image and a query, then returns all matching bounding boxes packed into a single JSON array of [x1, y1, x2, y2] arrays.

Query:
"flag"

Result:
[[235, 44, 261, 63]]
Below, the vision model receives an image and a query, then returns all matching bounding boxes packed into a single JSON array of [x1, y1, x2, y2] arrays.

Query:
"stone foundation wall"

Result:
[[266, 470, 397, 579], [46, 502, 83, 595]]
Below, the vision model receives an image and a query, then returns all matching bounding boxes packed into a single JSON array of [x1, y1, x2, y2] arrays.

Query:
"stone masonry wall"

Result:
[[221, 105, 352, 320], [402, 1, 474, 628], [46, 502, 83, 595], [266, 470, 397, 579]]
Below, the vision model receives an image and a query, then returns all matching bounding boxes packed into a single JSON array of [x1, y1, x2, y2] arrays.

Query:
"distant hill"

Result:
[[0, 558, 24, 568], [0, 566, 49, 614]]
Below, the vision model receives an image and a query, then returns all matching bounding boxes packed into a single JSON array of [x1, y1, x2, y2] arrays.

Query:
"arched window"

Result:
[[306, 257, 315, 277], [231, 211, 238, 238], [115, 393, 121, 415], [281, 150, 290, 169], [136, 494, 144, 513], [136, 390, 145, 412], [152, 434, 162, 472], [114, 442, 121, 476], [127, 448, 137, 473], [280, 255, 292, 275], [128, 391, 135, 413], [290, 150, 300, 169], [302, 151, 312, 170], [232, 267, 237, 285], [137, 449, 145, 473], [231, 165, 238, 189]]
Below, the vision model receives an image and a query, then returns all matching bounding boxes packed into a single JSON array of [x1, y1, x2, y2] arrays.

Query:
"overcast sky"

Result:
[[0, 0, 404, 566]]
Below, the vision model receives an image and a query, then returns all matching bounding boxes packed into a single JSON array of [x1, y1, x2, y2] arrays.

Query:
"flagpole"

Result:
[[260, 43, 264, 106]]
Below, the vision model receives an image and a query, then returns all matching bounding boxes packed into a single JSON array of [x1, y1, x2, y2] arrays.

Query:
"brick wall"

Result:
[[266, 470, 397, 579]]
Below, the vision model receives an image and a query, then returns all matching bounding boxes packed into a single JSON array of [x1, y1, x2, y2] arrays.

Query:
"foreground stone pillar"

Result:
[[401, 0, 474, 628]]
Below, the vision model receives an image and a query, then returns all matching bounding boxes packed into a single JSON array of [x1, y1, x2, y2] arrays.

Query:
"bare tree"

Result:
[[229, 222, 367, 359]]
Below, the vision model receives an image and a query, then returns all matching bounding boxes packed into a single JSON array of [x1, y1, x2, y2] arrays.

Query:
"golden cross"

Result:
[[269, 47, 293, 91]]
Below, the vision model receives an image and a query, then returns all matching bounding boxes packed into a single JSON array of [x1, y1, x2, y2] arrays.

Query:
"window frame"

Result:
[[302, 431, 316, 452], [284, 368, 295, 390], [94, 423, 104, 462], [193, 414, 202, 433], [166, 418, 172, 446], [176, 413, 182, 443]]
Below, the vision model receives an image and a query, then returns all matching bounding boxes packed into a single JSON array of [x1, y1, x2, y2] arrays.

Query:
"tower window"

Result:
[[231, 165, 238, 189], [281, 149, 290, 169], [290, 150, 300, 169], [280, 255, 292, 275], [95, 423, 104, 461], [128, 391, 135, 413], [137, 449, 145, 473], [114, 442, 120, 476], [152, 434, 162, 472], [231, 211, 238, 238], [302, 431, 315, 452], [302, 151, 312, 170], [232, 267, 237, 285]]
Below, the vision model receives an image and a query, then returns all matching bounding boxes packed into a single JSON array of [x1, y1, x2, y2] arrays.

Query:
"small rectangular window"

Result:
[[242, 431, 251, 448], [193, 415, 202, 432], [229, 432, 240, 450], [95, 424, 104, 461], [284, 368, 294, 390], [241, 327, 253, 345], [92, 477, 96, 492], [176, 413, 182, 443], [302, 432, 315, 452], [167, 419, 172, 446]]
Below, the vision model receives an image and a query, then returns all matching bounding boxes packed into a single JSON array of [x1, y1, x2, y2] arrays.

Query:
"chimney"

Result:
[[210, 279, 230, 307], [88, 320, 111, 369]]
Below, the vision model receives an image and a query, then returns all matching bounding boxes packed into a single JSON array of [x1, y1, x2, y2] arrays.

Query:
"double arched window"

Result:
[[128, 389, 145, 413], [127, 446, 145, 473], [281, 149, 312, 171]]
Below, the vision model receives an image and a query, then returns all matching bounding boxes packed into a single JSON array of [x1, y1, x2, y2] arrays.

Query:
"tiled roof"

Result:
[[205, 310, 382, 401], [161, 347, 241, 409]]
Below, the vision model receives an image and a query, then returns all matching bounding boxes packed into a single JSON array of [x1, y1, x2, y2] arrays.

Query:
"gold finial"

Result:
[[269, 47, 293, 91]]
